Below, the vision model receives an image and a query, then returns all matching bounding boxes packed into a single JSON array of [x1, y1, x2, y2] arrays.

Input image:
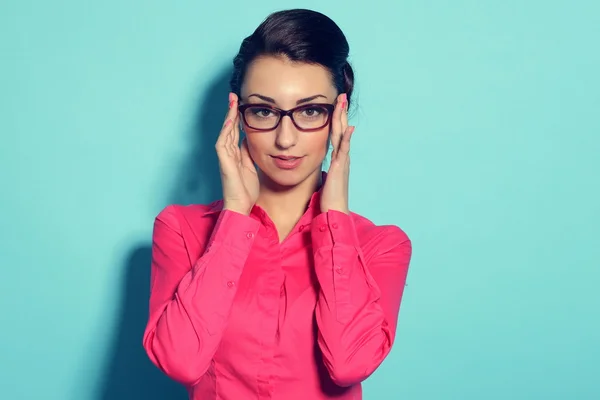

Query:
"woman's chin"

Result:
[[268, 171, 303, 188], [260, 166, 316, 191]]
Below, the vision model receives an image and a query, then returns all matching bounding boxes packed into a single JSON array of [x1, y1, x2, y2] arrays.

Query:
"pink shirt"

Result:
[[143, 188, 412, 399]]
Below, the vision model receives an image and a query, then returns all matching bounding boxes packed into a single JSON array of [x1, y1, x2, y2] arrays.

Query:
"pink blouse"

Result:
[[143, 188, 412, 399]]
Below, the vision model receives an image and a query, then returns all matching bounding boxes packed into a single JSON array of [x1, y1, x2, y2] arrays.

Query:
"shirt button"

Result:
[[227, 281, 235, 288], [319, 225, 327, 232], [246, 232, 254, 239], [332, 223, 339, 229], [299, 225, 305, 232], [335, 266, 343, 274]]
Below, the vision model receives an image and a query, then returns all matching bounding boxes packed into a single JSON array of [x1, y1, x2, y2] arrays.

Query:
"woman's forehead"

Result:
[[241, 56, 337, 102]]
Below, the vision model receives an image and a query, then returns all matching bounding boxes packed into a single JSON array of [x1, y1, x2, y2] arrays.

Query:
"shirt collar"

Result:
[[206, 171, 327, 219]]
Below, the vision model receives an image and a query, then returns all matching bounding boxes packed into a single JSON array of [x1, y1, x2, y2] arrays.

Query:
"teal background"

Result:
[[1, 1, 599, 399]]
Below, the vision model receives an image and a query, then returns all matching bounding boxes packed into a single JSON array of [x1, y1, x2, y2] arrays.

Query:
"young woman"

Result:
[[143, 8, 412, 400]]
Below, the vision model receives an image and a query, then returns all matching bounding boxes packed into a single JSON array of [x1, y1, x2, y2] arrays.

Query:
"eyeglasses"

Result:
[[238, 103, 335, 132]]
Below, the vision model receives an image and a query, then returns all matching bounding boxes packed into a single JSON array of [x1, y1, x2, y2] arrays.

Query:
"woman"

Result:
[[143, 8, 412, 400]]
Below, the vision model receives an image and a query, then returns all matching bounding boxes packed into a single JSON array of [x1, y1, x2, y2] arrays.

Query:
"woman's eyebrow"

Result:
[[246, 93, 328, 105], [296, 94, 327, 104], [247, 93, 276, 103]]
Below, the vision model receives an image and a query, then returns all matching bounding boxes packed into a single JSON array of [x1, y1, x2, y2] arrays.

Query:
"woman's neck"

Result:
[[255, 168, 322, 227]]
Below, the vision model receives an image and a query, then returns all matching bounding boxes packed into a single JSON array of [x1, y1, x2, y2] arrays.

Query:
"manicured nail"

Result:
[[224, 119, 232, 127], [229, 101, 233, 108], [341, 101, 347, 110]]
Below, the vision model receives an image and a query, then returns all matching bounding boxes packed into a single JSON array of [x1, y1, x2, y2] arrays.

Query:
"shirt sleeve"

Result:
[[142, 205, 260, 386], [311, 210, 412, 387]]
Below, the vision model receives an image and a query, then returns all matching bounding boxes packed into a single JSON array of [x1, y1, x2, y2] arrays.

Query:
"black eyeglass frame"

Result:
[[238, 103, 336, 132]]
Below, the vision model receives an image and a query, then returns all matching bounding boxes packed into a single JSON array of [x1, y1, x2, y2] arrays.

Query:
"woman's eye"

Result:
[[252, 108, 275, 117], [301, 107, 323, 117]]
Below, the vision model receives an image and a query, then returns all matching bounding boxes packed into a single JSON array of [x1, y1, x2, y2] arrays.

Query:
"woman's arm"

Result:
[[142, 205, 260, 386], [311, 210, 412, 387]]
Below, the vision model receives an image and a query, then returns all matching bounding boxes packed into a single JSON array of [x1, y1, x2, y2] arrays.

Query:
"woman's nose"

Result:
[[274, 116, 298, 149]]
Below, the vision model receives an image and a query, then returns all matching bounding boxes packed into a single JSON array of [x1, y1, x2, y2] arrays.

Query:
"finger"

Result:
[[338, 126, 354, 157], [224, 121, 235, 158], [340, 95, 348, 136], [240, 137, 254, 167], [231, 94, 241, 152], [228, 114, 240, 158], [216, 118, 233, 149], [232, 103, 240, 147], [227, 92, 238, 119], [330, 93, 346, 155], [217, 93, 238, 147]]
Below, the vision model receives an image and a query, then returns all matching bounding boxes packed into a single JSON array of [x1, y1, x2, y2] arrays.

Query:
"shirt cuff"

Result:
[[196, 209, 260, 289], [207, 209, 261, 252], [311, 210, 360, 249]]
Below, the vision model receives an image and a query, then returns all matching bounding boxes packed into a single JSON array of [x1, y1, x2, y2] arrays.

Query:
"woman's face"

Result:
[[239, 55, 339, 189]]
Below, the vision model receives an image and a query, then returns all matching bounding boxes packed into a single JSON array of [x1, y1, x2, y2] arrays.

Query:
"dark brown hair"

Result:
[[230, 9, 355, 109]]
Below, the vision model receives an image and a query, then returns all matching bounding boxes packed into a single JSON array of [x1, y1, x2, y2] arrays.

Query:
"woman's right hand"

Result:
[[216, 93, 259, 216]]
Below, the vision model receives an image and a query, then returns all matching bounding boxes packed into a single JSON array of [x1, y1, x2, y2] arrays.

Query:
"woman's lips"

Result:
[[271, 155, 305, 170]]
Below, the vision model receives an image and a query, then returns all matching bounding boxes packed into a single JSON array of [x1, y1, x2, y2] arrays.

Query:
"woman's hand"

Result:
[[320, 93, 355, 214], [216, 93, 259, 216]]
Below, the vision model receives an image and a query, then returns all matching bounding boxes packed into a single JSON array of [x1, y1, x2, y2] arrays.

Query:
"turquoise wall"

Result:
[[1, 1, 598, 399]]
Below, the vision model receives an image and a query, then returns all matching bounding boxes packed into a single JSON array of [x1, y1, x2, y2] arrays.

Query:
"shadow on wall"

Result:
[[97, 67, 232, 399]]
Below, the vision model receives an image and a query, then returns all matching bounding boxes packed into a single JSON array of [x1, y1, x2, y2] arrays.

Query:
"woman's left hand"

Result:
[[320, 93, 355, 214]]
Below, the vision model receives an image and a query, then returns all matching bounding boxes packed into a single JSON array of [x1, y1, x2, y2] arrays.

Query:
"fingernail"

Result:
[[342, 101, 347, 110], [342, 93, 347, 101], [229, 101, 233, 108], [225, 119, 232, 127], [229, 93, 234, 102]]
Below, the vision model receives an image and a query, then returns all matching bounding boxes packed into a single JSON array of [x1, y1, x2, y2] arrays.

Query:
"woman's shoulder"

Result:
[[153, 200, 223, 232], [349, 210, 411, 256]]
